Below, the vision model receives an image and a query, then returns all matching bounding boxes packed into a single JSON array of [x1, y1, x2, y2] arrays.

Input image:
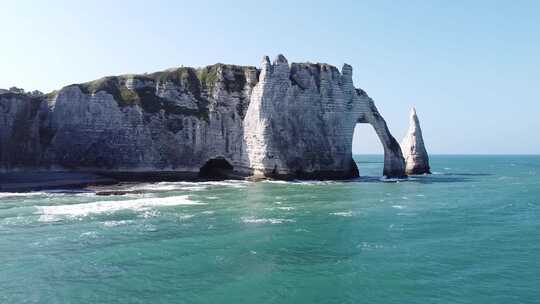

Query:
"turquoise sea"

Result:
[[0, 155, 539, 303]]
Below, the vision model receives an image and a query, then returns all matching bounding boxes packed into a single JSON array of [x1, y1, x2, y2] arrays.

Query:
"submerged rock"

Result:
[[0, 55, 406, 179], [401, 107, 430, 175]]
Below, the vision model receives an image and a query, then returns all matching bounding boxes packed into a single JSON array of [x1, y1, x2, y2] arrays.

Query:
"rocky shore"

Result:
[[0, 172, 117, 192]]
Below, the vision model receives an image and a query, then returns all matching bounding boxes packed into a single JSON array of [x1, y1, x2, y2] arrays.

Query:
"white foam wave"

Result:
[[294, 180, 337, 186], [262, 180, 337, 186], [179, 186, 207, 191], [357, 242, 384, 250], [262, 180, 289, 184], [125, 182, 203, 192], [36, 195, 204, 221], [102, 220, 134, 227], [0, 192, 47, 198], [330, 211, 353, 217], [139, 209, 161, 218], [74, 192, 101, 197], [379, 177, 405, 182], [79, 231, 98, 238], [129, 180, 249, 191], [392, 205, 405, 209], [241, 216, 295, 224], [201, 180, 250, 188], [177, 214, 195, 220], [0, 190, 96, 198], [265, 206, 295, 211], [397, 212, 417, 216], [276, 206, 295, 211]]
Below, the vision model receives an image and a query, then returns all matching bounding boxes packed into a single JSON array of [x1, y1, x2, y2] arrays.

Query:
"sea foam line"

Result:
[[0, 192, 48, 198], [36, 195, 204, 220], [329, 211, 354, 217], [241, 216, 295, 224], [123, 180, 250, 192]]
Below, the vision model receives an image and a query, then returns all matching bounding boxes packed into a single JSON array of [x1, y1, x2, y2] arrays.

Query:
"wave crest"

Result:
[[36, 196, 204, 221]]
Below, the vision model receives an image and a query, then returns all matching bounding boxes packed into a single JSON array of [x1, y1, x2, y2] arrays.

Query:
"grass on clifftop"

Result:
[[73, 64, 257, 119], [75, 76, 208, 119]]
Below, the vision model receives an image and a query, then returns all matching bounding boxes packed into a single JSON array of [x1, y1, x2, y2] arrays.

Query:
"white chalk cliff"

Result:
[[401, 107, 430, 174], [0, 55, 407, 179]]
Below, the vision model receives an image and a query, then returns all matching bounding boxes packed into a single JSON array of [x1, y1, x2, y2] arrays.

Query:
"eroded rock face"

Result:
[[0, 92, 49, 169], [244, 55, 405, 178], [401, 107, 430, 175], [0, 55, 406, 179]]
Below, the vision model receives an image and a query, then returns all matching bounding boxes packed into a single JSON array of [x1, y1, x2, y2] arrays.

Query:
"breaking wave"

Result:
[[0, 192, 48, 198], [241, 216, 295, 224], [123, 180, 250, 192], [329, 211, 354, 217], [36, 195, 204, 221]]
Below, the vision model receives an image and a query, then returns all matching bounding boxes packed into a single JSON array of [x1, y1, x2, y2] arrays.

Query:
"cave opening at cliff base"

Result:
[[199, 157, 234, 179]]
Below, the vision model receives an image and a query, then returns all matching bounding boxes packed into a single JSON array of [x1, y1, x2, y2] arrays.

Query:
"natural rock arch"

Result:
[[354, 103, 406, 178], [243, 55, 406, 178]]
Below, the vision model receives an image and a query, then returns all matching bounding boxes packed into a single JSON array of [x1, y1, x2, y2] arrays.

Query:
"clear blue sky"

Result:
[[1, 0, 539, 154]]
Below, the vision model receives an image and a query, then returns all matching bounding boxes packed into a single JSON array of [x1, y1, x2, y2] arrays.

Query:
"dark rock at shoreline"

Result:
[[0, 172, 117, 192]]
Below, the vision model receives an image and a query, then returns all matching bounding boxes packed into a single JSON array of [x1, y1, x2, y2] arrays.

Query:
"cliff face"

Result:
[[45, 65, 258, 177], [0, 55, 405, 179], [0, 92, 49, 169], [244, 55, 405, 178]]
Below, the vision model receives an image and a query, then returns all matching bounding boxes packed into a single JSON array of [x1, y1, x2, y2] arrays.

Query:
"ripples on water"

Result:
[[0, 155, 539, 303]]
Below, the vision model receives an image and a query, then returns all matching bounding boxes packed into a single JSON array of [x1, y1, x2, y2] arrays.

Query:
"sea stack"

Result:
[[401, 107, 431, 175]]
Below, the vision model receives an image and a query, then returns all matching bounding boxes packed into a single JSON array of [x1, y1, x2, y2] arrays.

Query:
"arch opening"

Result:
[[352, 124, 384, 155], [199, 157, 234, 179], [352, 123, 385, 176]]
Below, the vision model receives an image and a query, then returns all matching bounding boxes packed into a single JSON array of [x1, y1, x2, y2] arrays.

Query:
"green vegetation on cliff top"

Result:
[[72, 64, 257, 119]]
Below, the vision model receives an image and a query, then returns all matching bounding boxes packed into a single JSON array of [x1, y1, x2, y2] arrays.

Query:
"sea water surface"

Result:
[[0, 155, 539, 303]]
